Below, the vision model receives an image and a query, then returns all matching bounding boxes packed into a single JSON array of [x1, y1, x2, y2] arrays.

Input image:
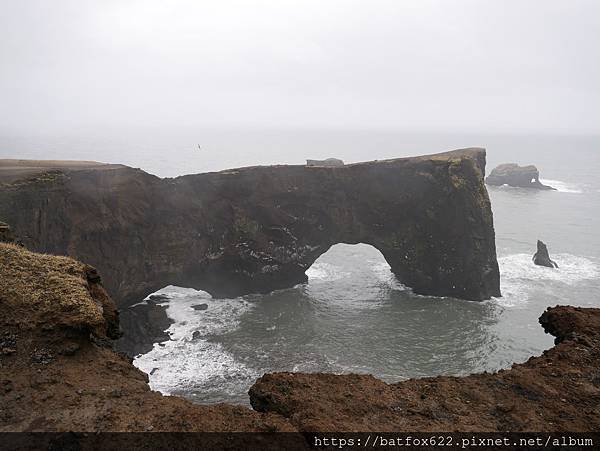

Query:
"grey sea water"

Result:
[[2, 129, 599, 405]]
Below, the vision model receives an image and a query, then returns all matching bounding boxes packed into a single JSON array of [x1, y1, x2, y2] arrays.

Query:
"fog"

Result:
[[1, 0, 599, 134]]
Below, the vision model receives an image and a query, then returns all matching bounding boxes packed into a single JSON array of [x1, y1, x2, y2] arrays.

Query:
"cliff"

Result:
[[0, 148, 500, 305], [0, 242, 293, 432], [1, 243, 599, 433]]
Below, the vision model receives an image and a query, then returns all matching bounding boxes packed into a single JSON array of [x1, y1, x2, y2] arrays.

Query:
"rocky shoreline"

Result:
[[0, 243, 292, 432], [1, 242, 599, 433], [116, 300, 173, 357]]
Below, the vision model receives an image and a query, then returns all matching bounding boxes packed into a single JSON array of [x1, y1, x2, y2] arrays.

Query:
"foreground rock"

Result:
[[486, 163, 555, 190], [533, 240, 559, 268], [0, 243, 292, 432], [0, 148, 500, 304], [1, 243, 599, 433], [249, 306, 600, 431]]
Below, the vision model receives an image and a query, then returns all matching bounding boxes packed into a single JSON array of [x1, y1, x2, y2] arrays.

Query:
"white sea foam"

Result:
[[499, 253, 599, 282], [133, 287, 257, 397], [539, 178, 583, 193], [494, 253, 599, 307], [305, 262, 349, 281], [371, 261, 406, 290]]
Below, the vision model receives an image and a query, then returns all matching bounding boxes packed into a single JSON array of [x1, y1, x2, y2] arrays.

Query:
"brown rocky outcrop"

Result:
[[0, 148, 500, 305], [485, 163, 555, 190]]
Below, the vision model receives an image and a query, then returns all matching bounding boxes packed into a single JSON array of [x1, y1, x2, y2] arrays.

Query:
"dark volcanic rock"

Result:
[[533, 240, 558, 268], [147, 293, 170, 303], [116, 302, 173, 356], [0, 148, 500, 304], [192, 303, 209, 311], [485, 163, 556, 190]]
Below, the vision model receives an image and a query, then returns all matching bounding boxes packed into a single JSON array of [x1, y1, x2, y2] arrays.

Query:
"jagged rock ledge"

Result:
[[1, 243, 599, 432], [0, 148, 500, 304]]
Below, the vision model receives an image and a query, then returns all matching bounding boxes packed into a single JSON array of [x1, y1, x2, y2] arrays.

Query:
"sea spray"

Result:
[[133, 286, 257, 404]]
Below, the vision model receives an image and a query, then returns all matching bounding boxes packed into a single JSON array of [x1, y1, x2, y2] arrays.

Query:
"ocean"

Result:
[[2, 128, 599, 405]]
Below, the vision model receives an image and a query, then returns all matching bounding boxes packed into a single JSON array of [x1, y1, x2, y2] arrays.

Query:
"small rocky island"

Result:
[[486, 163, 556, 190]]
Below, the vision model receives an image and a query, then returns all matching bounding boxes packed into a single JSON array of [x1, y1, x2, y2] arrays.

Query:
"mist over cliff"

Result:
[[1, 1, 599, 136]]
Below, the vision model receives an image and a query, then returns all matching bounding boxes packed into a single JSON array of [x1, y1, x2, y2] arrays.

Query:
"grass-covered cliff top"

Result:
[[0, 242, 107, 334]]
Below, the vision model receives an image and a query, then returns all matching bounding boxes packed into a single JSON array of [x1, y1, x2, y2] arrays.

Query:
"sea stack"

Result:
[[533, 240, 558, 268], [486, 163, 555, 190]]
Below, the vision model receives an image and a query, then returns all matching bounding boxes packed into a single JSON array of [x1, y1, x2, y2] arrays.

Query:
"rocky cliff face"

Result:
[[0, 148, 500, 305]]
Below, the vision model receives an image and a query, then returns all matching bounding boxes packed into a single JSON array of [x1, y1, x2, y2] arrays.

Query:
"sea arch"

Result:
[[0, 148, 500, 305]]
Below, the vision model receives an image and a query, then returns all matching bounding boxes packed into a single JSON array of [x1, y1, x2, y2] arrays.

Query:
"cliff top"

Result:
[[0, 147, 486, 182], [0, 159, 127, 183], [208, 147, 486, 174], [0, 242, 111, 337]]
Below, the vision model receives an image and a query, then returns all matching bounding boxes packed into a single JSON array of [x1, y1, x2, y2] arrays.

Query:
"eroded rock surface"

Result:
[[0, 148, 500, 305], [485, 163, 555, 190]]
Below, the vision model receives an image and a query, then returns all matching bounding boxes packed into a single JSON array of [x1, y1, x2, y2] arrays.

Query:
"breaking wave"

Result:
[[494, 253, 599, 307], [539, 178, 583, 193], [133, 287, 257, 403], [306, 262, 349, 281]]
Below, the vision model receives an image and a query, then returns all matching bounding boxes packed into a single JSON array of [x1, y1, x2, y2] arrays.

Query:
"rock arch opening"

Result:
[[305, 243, 398, 289]]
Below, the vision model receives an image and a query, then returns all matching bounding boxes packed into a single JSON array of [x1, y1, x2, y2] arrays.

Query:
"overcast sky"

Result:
[[1, 0, 599, 134]]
